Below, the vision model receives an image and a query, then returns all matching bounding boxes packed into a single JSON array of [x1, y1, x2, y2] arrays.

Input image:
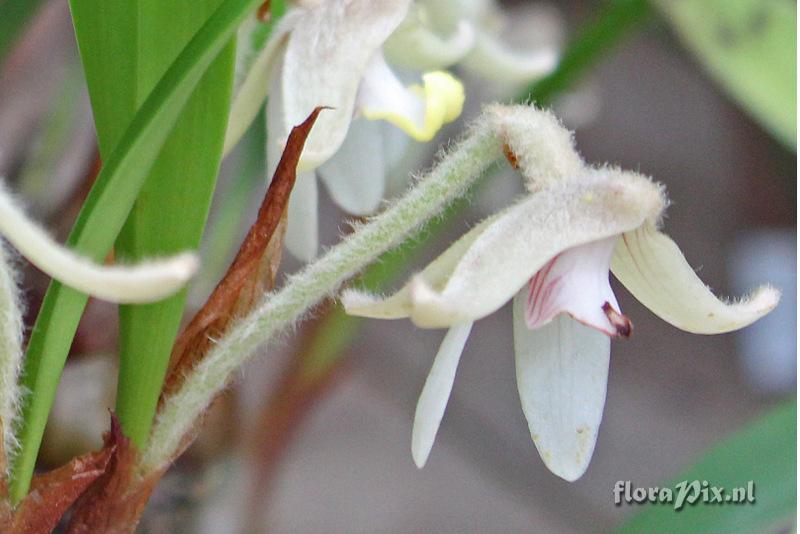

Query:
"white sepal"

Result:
[[412, 321, 473, 468], [341, 213, 499, 319], [406, 169, 664, 328], [273, 0, 411, 170], [513, 294, 609, 482], [611, 222, 780, 334]]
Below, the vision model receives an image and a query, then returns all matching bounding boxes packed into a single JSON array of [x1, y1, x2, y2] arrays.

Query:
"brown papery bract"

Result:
[[0, 425, 115, 534], [162, 106, 325, 403]]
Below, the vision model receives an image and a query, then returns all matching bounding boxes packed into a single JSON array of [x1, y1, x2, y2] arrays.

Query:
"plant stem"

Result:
[[0, 243, 23, 477], [144, 119, 502, 471]]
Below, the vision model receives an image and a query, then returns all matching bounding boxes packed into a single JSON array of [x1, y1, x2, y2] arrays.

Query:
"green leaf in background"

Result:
[[617, 401, 796, 533], [10, 0, 263, 502], [657, 0, 796, 148]]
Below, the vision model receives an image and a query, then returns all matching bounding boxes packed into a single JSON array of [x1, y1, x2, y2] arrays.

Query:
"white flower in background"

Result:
[[0, 182, 197, 303], [384, 0, 559, 82], [226, 0, 466, 261], [342, 106, 779, 481]]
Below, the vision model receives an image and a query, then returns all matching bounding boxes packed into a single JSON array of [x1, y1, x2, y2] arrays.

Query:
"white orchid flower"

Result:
[[226, 0, 465, 261], [384, 0, 559, 82], [0, 182, 197, 303], [341, 106, 779, 482]]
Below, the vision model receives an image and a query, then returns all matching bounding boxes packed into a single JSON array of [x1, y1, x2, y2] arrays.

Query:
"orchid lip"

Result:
[[602, 301, 632, 338]]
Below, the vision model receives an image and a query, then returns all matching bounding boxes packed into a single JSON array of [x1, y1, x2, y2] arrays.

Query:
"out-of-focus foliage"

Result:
[[618, 401, 796, 533], [658, 0, 796, 148], [0, 0, 45, 65]]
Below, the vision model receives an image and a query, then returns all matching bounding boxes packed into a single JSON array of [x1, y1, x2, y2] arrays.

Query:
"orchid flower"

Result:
[[384, 0, 559, 82], [341, 106, 779, 482], [226, 0, 465, 261], [0, 182, 197, 303]]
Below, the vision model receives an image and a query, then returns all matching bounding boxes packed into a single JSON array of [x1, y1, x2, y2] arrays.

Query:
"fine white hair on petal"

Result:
[[342, 213, 500, 319], [611, 222, 781, 334], [513, 297, 610, 482], [275, 0, 412, 170], [485, 104, 584, 191], [412, 321, 473, 468], [0, 183, 198, 303], [406, 168, 665, 328]]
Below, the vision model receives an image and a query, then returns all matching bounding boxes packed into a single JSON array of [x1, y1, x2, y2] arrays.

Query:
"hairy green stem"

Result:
[[144, 118, 502, 471]]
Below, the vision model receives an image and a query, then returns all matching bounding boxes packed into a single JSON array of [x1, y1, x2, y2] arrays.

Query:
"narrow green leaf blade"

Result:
[[113, 0, 235, 450]]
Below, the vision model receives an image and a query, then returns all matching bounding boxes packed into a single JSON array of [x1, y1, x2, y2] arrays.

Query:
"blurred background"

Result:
[[0, 0, 795, 532]]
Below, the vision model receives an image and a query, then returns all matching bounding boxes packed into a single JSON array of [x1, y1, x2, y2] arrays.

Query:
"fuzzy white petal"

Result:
[[485, 104, 583, 191], [284, 171, 319, 262], [611, 222, 780, 334], [407, 169, 664, 328], [275, 0, 410, 169], [0, 186, 197, 303], [341, 214, 499, 319], [317, 119, 385, 215], [412, 321, 473, 468], [462, 32, 558, 84], [513, 294, 609, 482]]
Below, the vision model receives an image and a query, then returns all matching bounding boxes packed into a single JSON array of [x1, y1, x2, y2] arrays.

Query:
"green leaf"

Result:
[[617, 401, 796, 533], [657, 0, 796, 148], [10, 0, 263, 503], [113, 1, 235, 451]]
